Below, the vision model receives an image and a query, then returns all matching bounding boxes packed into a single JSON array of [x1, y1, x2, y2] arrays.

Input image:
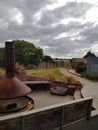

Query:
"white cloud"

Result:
[[53, 33, 68, 39], [9, 8, 23, 25], [91, 44, 98, 53], [85, 7, 98, 25], [76, 0, 98, 4]]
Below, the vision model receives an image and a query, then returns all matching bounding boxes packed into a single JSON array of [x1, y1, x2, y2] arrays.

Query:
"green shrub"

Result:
[[81, 72, 87, 77], [76, 65, 87, 73], [81, 72, 98, 81], [86, 73, 98, 81]]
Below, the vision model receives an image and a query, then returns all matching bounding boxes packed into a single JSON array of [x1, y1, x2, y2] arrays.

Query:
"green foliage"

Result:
[[81, 72, 87, 77], [81, 72, 98, 81], [76, 65, 87, 73], [43, 55, 54, 63], [42, 55, 54, 68], [0, 40, 54, 68], [14, 40, 43, 66], [83, 50, 96, 58], [0, 52, 5, 68]]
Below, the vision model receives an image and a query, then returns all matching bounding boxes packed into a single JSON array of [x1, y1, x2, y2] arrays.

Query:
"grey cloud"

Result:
[[79, 25, 98, 44], [37, 1, 92, 26], [0, 0, 54, 25], [38, 21, 96, 58], [0, 0, 97, 58], [37, 21, 93, 44], [60, 1, 92, 18], [0, 0, 52, 11]]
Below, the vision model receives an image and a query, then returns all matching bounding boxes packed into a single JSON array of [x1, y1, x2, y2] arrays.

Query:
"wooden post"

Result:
[[21, 116, 25, 130], [86, 99, 93, 121], [60, 106, 64, 130]]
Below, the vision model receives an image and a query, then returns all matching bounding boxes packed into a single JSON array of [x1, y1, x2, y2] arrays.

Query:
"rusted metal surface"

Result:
[[0, 77, 31, 99], [5, 42, 15, 78], [0, 41, 31, 99], [0, 96, 34, 113]]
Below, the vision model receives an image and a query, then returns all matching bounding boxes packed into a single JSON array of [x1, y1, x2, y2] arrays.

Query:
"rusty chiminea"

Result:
[[0, 41, 31, 99]]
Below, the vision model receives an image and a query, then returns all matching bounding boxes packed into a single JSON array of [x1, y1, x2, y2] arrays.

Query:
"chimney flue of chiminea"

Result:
[[6, 41, 15, 78], [0, 41, 31, 99]]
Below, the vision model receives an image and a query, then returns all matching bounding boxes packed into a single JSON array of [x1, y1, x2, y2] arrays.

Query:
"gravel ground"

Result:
[[28, 90, 73, 109]]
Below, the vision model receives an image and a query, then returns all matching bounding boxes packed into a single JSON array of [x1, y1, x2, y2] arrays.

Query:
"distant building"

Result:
[[38, 59, 71, 68], [87, 57, 98, 74], [71, 58, 87, 69], [54, 59, 71, 68]]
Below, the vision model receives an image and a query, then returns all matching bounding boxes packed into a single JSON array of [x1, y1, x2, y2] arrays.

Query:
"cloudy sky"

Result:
[[0, 0, 98, 58]]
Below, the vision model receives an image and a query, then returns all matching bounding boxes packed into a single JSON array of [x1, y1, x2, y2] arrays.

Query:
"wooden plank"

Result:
[[0, 117, 21, 130], [86, 99, 93, 121], [24, 108, 61, 130]]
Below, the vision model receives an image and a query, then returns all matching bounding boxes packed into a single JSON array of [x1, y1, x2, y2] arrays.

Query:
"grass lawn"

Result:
[[26, 68, 64, 79]]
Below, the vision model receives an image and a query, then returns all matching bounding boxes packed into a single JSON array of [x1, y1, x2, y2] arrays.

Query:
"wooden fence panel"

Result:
[[0, 117, 21, 130], [0, 97, 93, 130], [23, 108, 61, 130]]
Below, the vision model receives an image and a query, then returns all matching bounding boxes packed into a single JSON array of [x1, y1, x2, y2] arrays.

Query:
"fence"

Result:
[[0, 97, 92, 130]]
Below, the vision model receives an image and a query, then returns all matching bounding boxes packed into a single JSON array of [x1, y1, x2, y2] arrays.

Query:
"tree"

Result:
[[14, 40, 43, 67], [43, 55, 53, 63], [43, 55, 54, 68], [83, 51, 96, 58], [0, 51, 5, 68]]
